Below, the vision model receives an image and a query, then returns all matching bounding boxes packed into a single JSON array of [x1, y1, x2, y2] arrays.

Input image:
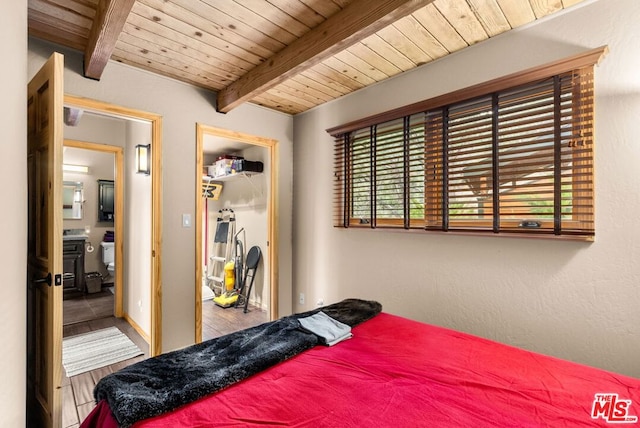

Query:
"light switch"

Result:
[[182, 214, 191, 228]]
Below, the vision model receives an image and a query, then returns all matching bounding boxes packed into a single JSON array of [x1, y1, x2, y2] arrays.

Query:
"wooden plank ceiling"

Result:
[[28, 0, 587, 115]]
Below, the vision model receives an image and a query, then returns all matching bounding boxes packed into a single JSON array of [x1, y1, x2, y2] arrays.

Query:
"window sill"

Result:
[[339, 224, 594, 242]]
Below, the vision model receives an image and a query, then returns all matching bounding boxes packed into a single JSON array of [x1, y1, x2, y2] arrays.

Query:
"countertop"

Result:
[[62, 235, 88, 241]]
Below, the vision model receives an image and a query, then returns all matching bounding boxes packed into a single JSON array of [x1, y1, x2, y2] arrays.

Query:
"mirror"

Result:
[[63, 181, 83, 219]]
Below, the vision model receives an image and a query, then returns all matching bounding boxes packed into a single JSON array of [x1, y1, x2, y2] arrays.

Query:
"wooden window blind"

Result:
[[329, 47, 606, 240]]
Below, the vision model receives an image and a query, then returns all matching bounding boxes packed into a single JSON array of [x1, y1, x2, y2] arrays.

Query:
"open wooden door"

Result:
[[27, 52, 64, 428]]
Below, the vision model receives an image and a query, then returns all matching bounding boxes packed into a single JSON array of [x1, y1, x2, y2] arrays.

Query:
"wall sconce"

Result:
[[135, 144, 151, 175]]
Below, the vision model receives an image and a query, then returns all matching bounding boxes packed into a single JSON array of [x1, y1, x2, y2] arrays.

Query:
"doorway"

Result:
[[64, 95, 163, 356], [195, 124, 278, 343], [60, 139, 125, 425], [61, 141, 121, 326]]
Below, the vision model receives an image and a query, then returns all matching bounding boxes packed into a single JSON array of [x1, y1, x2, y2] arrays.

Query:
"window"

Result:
[[329, 47, 607, 240], [345, 116, 425, 228]]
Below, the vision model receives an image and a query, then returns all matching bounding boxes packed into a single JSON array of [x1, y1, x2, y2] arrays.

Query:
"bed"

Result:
[[81, 299, 640, 427]]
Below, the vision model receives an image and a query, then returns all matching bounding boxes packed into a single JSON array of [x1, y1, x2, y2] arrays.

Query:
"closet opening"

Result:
[[195, 124, 278, 342]]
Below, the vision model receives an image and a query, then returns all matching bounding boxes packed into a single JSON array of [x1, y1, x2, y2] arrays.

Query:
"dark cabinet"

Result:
[[98, 179, 115, 222], [63, 239, 85, 298]]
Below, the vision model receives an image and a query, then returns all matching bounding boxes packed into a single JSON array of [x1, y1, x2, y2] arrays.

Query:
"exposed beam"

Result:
[[84, 0, 135, 80], [216, 0, 435, 113]]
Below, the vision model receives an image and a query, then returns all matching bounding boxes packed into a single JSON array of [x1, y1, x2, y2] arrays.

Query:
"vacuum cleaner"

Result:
[[213, 228, 245, 308]]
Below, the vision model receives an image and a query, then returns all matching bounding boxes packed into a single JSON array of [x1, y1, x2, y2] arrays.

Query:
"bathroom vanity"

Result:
[[62, 237, 86, 298]]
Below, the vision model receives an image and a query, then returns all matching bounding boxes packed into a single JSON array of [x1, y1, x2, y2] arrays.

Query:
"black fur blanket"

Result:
[[93, 298, 381, 427]]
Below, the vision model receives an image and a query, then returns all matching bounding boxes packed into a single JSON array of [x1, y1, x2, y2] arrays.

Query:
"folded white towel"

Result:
[[298, 311, 353, 346]]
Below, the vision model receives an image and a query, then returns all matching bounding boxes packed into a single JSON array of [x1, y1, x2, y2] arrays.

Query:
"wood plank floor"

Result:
[[202, 299, 269, 341], [62, 291, 148, 428], [63, 292, 269, 427]]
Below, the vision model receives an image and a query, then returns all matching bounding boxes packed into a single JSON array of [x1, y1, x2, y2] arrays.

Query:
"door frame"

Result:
[[65, 95, 163, 356], [63, 140, 124, 317], [195, 123, 278, 342]]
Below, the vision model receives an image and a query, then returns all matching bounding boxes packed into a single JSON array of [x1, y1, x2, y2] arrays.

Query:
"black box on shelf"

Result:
[[237, 160, 263, 173]]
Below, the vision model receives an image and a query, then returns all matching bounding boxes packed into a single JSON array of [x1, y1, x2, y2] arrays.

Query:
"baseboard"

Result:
[[249, 298, 268, 312], [123, 313, 150, 344]]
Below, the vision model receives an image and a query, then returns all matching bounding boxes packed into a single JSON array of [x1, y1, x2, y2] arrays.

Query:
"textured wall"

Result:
[[0, 1, 27, 426], [293, 0, 640, 377]]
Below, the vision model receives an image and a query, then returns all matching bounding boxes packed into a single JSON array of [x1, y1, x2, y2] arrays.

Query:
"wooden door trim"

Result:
[[195, 123, 279, 343], [64, 95, 163, 356], [63, 140, 124, 317]]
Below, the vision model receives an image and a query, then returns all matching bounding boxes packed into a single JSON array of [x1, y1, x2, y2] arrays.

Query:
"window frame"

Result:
[[328, 46, 607, 241]]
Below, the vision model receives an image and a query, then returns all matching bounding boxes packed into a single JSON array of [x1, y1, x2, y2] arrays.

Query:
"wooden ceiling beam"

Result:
[[28, 16, 88, 52], [216, 0, 435, 113], [84, 0, 135, 80]]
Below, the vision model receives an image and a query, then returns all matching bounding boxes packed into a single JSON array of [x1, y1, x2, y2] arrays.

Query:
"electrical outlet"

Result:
[[299, 293, 305, 305]]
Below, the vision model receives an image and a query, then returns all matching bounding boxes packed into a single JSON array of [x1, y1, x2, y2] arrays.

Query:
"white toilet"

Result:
[[100, 241, 115, 279]]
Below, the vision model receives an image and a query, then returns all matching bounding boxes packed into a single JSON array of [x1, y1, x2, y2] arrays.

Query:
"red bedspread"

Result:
[[83, 313, 640, 427]]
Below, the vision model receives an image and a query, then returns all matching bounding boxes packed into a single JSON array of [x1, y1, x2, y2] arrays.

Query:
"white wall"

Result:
[[28, 37, 294, 351], [293, 0, 640, 378], [0, 1, 27, 426], [65, 110, 127, 145], [124, 120, 152, 334]]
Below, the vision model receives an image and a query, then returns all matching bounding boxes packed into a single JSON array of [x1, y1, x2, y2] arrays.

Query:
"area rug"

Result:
[[63, 327, 143, 377]]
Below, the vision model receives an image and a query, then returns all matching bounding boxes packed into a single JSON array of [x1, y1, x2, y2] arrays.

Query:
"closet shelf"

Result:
[[209, 171, 261, 182], [204, 172, 263, 197]]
